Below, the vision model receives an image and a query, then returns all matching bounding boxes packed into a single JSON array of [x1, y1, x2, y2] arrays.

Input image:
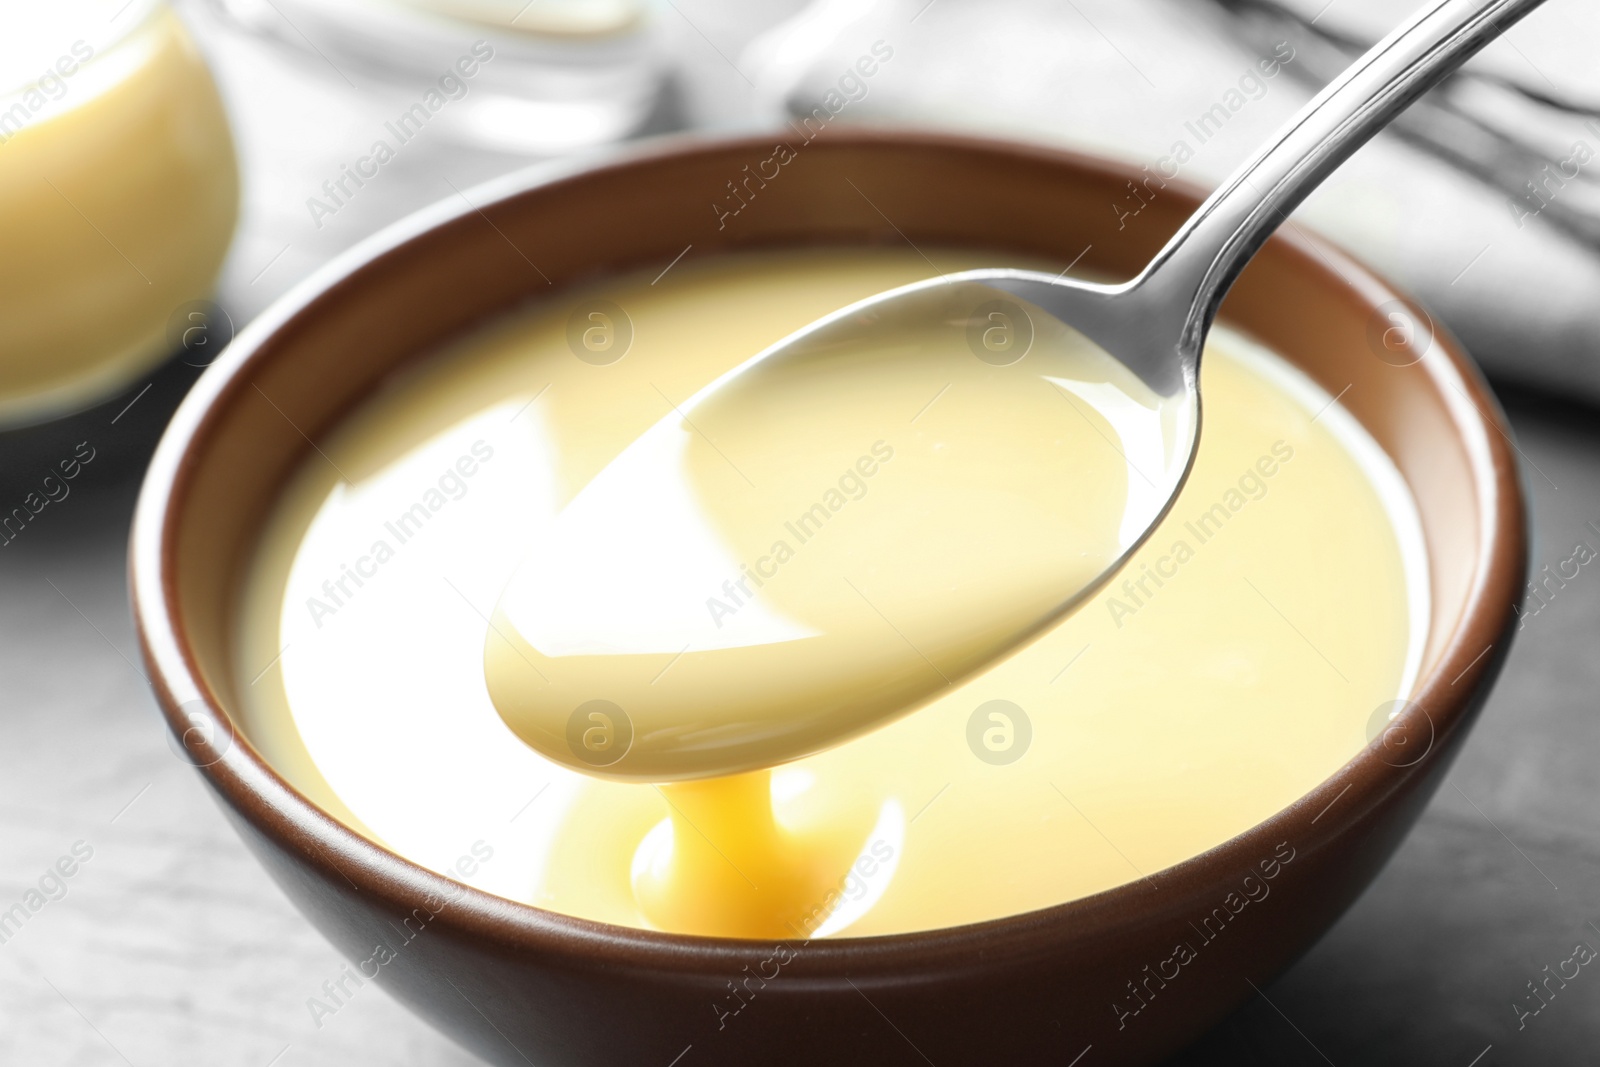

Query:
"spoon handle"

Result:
[[1138, 0, 1548, 363]]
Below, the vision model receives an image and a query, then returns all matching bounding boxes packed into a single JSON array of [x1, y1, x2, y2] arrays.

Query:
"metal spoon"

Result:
[[487, 0, 1546, 782]]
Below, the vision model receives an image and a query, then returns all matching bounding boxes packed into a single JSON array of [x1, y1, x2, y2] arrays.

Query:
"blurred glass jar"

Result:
[[0, 1, 238, 427], [204, 0, 667, 154]]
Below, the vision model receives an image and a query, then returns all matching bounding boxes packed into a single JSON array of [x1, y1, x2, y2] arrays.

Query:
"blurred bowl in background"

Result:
[[202, 0, 669, 153]]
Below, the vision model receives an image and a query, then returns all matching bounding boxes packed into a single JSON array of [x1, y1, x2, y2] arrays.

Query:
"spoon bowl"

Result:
[[486, 274, 1191, 781]]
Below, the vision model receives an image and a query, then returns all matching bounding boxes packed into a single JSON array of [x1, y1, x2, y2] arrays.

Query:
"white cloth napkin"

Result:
[[748, 0, 1600, 402]]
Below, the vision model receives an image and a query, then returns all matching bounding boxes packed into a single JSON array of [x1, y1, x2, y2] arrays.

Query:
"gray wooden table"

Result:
[[3, 4, 1597, 1064]]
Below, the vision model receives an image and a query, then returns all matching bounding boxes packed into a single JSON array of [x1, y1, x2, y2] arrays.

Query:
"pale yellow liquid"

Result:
[[233, 247, 1426, 939], [0, 2, 237, 423]]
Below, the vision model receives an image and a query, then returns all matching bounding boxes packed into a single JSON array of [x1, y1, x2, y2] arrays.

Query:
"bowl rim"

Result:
[[130, 126, 1525, 973]]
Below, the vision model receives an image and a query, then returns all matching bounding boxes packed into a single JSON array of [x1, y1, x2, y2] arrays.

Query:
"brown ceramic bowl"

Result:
[[130, 130, 1525, 1065]]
